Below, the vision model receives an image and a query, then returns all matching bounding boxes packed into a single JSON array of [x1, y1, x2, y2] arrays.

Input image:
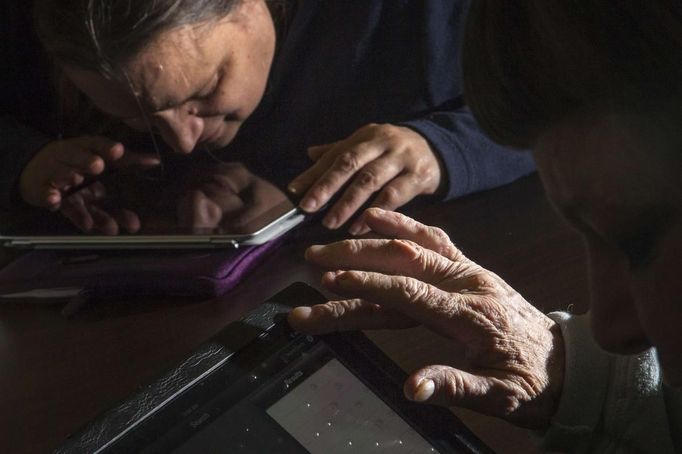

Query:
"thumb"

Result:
[[404, 365, 500, 413]]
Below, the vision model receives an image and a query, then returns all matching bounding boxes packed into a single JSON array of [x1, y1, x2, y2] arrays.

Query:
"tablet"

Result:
[[56, 283, 491, 453], [1, 161, 305, 249]]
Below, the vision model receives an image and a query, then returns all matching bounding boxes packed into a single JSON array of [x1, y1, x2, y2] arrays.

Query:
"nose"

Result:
[[584, 237, 651, 354], [154, 108, 204, 154]]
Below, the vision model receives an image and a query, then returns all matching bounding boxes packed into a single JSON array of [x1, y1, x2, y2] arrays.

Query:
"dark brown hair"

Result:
[[463, 1, 682, 149]]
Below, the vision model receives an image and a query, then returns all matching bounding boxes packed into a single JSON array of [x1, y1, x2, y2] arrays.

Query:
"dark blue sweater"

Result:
[[0, 0, 534, 211]]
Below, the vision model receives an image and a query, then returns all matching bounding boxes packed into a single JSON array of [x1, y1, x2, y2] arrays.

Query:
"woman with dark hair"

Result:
[[0, 0, 534, 234], [289, 1, 682, 452]]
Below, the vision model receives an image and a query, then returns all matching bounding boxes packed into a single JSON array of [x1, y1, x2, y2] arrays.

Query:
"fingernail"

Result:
[[411, 379, 435, 402], [291, 306, 312, 319], [300, 198, 318, 212], [322, 215, 338, 230], [323, 270, 346, 284], [288, 183, 299, 194], [348, 220, 369, 236], [304, 245, 324, 259]]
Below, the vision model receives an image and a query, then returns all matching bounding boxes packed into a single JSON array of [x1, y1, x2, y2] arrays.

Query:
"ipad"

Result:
[[1, 162, 305, 249], [56, 283, 491, 454]]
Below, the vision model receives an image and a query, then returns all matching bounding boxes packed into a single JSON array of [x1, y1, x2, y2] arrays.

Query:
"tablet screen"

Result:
[[266, 358, 435, 453], [167, 344, 438, 454], [4, 161, 295, 238], [56, 285, 484, 454]]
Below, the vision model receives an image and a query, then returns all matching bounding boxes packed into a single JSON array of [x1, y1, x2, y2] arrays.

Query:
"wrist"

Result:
[[544, 319, 566, 425], [513, 317, 565, 430]]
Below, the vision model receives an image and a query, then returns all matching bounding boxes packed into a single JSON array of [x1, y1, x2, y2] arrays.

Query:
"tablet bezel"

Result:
[[0, 204, 304, 249]]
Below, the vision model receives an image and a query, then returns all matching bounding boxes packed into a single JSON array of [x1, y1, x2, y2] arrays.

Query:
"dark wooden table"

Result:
[[0, 174, 589, 453]]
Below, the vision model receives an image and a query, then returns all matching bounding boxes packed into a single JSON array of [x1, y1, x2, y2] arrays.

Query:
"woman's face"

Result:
[[64, 0, 276, 154], [533, 113, 682, 386]]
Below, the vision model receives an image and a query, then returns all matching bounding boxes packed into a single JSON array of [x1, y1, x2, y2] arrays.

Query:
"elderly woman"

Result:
[[0, 0, 533, 233], [289, 1, 682, 452]]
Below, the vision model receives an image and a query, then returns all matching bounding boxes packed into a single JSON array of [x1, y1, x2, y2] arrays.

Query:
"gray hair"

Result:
[[34, 0, 243, 75]]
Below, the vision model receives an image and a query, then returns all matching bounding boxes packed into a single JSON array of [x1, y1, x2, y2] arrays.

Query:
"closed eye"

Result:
[[193, 74, 221, 101]]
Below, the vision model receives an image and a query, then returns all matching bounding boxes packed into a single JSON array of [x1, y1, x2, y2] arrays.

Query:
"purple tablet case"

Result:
[[0, 238, 284, 300]]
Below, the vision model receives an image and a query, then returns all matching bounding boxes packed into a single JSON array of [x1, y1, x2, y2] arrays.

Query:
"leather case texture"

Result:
[[0, 237, 284, 300]]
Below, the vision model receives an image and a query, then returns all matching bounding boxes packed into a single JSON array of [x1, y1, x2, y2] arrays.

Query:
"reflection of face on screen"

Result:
[[12, 161, 293, 236], [267, 359, 436, 453]]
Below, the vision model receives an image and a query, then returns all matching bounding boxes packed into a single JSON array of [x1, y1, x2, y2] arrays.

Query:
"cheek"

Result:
[[235, 58, 271, 116], [207, 64, 270, 121], [219, 25, 275, 119]]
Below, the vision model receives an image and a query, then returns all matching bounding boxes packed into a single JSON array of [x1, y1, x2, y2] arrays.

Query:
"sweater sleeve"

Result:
[[540, 312, 681, 453], [401, 108, 536, 200], [396, 0, 535, 200]]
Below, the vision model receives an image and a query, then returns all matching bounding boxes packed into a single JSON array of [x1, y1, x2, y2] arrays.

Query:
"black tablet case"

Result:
[[55, 282, 491, 454]]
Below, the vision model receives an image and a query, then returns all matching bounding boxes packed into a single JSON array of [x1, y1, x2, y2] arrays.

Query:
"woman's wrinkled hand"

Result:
[[288, 208, 564, 430], [288, 124, 443, 235]]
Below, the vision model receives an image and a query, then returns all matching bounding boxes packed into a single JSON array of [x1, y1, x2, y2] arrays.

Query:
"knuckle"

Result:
[[360, 123, 397, 143], [373, 122, 395, 135], [354, 168, 381, 190], [428, 226, 464, 260], [337, 299, 366, 315], [335, 150, 363, 173], [375, 123, 399, 142], [387, 238, 420, 258], [307, 304, 335, 328], [341, 239, 365, 258], [389, 238, 455, 279], [444, 370, 463, 396], [375, 185, 402, 207], [393, 211, 420, 231], [471, 272, 496, 291], [417, 160, 438, 178], [360, 123, 381, 135], [443, 261, 474, 283], [414, 165, 440, 191], [429, 226, 449, 242], [397, 276, 431, 305], [321, 301, 347, 321]]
